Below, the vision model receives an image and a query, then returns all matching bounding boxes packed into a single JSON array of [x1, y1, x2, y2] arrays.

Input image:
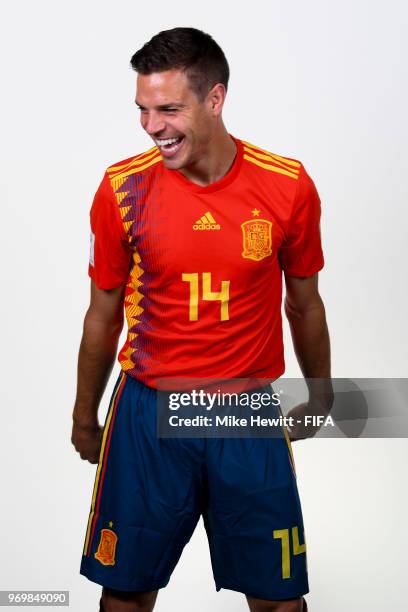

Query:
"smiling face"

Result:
[[135, 69, 223, 169]]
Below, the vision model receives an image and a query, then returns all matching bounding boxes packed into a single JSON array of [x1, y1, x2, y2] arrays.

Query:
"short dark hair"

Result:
[[130, 27, 229, 102]]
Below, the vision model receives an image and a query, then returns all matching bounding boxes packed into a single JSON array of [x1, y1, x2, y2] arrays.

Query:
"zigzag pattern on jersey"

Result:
[[118, 251, 145, 371], [106, 146, 163, 373], [242, 140, 301, 180], [106, 145, 162, 237]]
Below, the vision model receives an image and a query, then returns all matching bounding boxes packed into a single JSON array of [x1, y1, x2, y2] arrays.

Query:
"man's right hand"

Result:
[[71, 420, 104, 464], [72, 281, 126, 465]]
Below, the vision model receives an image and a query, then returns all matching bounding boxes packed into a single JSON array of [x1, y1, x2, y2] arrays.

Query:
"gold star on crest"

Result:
[[108, 521, 113, 528], [251, 208, 261, 217]]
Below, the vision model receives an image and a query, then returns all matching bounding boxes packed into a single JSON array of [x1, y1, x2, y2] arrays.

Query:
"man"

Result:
[[72, 27, 332, 612]]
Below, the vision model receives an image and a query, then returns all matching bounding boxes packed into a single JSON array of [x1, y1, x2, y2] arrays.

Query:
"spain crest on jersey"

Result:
[[94, 528, 118, 566], [241, 219, 273, 261]]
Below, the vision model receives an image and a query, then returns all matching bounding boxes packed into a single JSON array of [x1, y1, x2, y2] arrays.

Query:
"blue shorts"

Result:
[[80, 372, 309, 600]]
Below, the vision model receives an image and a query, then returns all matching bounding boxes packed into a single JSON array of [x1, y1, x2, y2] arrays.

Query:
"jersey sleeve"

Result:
[[88, 171, 132, 289], [279, 164, 324, 277]]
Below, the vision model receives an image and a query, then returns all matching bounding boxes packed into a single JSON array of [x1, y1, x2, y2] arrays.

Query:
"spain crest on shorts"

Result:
[[241, 219, 273, 261], [94, 528, 118, 566]]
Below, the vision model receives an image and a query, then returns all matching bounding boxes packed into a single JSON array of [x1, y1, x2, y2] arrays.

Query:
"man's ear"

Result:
[[207, 83, 227, 115]]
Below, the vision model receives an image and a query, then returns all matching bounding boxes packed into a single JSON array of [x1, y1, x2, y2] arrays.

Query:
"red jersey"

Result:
[[88, 135, 324, 388]]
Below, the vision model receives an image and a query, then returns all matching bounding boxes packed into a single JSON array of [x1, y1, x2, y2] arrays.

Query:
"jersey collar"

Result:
[[163, 134, 243, 194]]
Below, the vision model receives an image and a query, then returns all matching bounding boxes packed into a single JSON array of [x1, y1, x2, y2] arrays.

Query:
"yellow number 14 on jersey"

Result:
[[182, 272, 230, 321]]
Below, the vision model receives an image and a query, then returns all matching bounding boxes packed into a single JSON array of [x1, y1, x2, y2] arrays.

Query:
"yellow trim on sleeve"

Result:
[[244, 154, 299, 179], [242, 140, 301, 168]]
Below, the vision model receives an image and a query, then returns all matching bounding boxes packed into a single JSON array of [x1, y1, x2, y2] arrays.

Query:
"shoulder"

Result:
[[105, 145, 162, 183], [96, 145, 162, 238], [240, 138, 304, 182]]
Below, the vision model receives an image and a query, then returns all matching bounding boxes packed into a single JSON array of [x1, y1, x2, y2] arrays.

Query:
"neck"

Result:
[[178, 129, 237, 187]]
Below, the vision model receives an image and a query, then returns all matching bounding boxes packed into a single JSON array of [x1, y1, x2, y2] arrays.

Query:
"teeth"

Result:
[[155, 137, 181, 147]]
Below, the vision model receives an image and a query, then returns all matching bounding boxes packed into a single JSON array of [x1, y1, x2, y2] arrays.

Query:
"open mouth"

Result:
[[155, 136, 185, 157]]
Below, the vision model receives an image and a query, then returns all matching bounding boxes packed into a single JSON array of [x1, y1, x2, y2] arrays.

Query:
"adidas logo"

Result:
[[193, 212, 221, 230]]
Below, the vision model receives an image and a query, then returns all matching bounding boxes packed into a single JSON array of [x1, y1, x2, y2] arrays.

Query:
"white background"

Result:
[[1, 0, 407, 610]]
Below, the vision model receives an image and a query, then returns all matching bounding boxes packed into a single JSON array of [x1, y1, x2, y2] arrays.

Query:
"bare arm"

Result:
[[71, 280, 125, 462], [284, 273, 334, 437]]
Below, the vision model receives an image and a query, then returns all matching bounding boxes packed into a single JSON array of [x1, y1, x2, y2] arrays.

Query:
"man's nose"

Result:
[[142, 111, 166, 135]]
